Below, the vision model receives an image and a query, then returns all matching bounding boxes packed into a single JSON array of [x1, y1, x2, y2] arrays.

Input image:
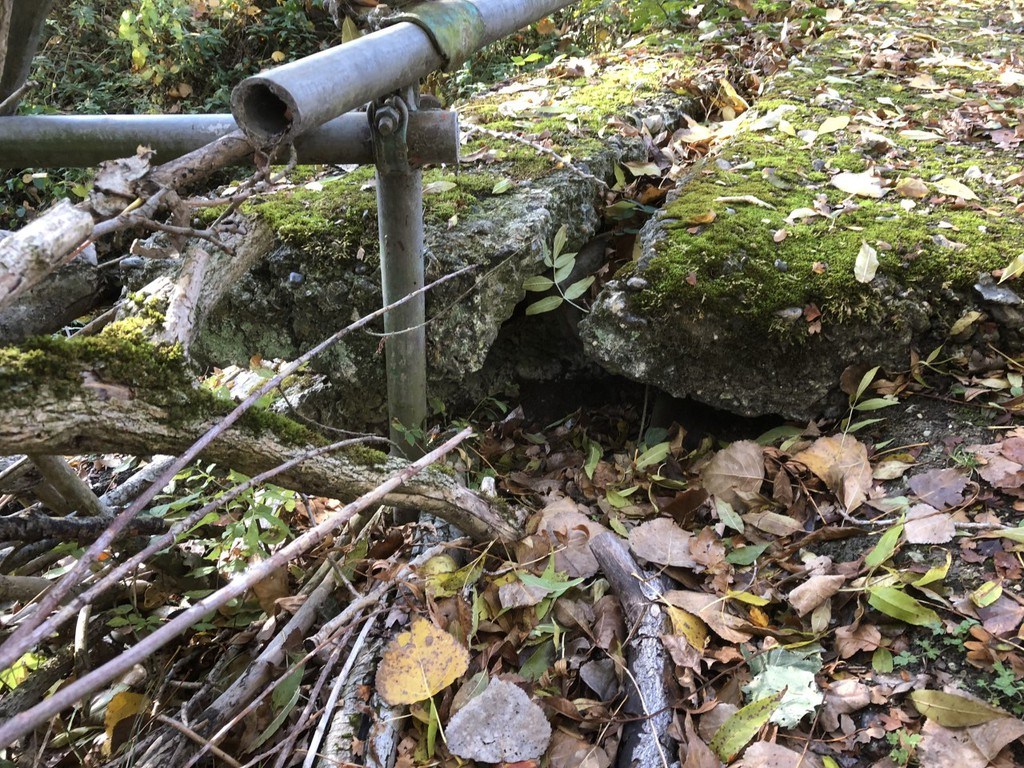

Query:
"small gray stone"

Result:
[[974, 278, 1021, 305], [626, 276, 648, 291]]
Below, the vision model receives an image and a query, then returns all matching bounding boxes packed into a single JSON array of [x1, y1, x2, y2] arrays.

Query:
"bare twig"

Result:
[[155, 715, 243, 768], [0, 427, 473, 748], [1, 438, 385, 669], [26, 454, 111, 518], [301, 615, 377, 768], [0, 266, 474, 676]]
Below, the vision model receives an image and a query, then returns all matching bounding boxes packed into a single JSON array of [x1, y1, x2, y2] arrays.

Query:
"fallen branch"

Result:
[[27, 454, 111, 518], [0, 510, 165, 543], [0, 131, 255, 311], [0, 265, 501, 676], [0, 428, 473, 749], [589, 532, 675, 768]]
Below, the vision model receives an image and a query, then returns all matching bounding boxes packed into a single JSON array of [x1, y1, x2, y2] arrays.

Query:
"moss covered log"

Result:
[[0, 323, 521, 542]]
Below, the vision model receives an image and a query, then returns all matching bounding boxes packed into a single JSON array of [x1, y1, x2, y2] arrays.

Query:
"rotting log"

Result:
[[0, 131, 255, 313], [0, 335, 522, 544]]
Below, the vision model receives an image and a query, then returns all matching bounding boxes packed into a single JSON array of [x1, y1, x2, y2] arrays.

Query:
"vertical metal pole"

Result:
[[372, 89, 426, 459]]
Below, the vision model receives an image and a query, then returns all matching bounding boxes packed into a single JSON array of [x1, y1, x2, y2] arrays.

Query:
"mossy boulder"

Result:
[[187, 43, 704, 429], [581, 4, 1024, 419]]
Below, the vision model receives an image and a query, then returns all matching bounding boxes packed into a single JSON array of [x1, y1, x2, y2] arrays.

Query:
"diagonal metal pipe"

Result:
[[231, 0, 578, 144], [0, 111, 458, 168]]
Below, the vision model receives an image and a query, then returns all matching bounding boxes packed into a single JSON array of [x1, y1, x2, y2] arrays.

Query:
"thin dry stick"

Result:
[[307, 538, 467, 650], [4, 437, 385, 667], [0, 427, 473, 748], [180, 558, 343, 768], [267, 640, 346, 768], [27, 454, 111, 518], [0, 265, 474, 675], [154, 715, 243, 768], [301, 614, 377, 768]]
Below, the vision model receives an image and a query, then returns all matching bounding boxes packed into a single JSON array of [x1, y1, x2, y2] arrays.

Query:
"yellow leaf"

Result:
[[271, 50, 286, 63], [104, 691, 150, 756], [817, 115, 850, 135], [535, 17, 556, 34], [932, 177, 978, 200], [375, 619, 469, 705], [663, 603, 709, 651]]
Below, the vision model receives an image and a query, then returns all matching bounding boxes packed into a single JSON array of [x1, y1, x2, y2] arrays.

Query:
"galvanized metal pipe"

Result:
[[378, 164, 427, 458], [0, 111, 458, 168], [231, 0, 578, 144]]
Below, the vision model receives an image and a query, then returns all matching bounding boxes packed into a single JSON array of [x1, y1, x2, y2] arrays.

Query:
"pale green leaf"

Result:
[[867, 586, 941, 626], [525, 296, 563, 315], [523, 275, 554, 292], [552, 224, 567, 259], [635, 441, 670, 471], [553, 261, 574, 284], [865, 523, 904, 569], [562, 275, 594, 301]]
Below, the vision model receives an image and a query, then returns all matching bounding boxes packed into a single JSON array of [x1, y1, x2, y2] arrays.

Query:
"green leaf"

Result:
[[855, 366, 880, 399], [854, 397, 899, 411], [584, 440, 602, 480], [709, 692, 784, 761], [423, 180, 457, 194], [525, 296, 563, 315], [553, 260, 574, 284], [844, 417, 885, 432], [867, 586, 941, 626], [872, 647, 893, 673], [865, 523, 903, 569], [523, 275, 554, 292], [910, 690, 1007, 727], [635, 441, 670, 471], [553, 250, 576, 269], [252, 662, 304, 749], [491, 177, 513, 194], [756, 425, 804, 445], [726, 542, 767, 565], [552, 224, 568, 259], [563, 276, 594, 301], [715, 498, 744, 534]]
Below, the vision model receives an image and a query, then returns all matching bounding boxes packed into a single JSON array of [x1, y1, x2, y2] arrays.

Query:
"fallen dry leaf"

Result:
[[629, 518, 696, 568], [904, 503, 955, 544], [789, 574, 846, 616], [375, 618, 469, 705], [831, 170, 888, 198], [701, 440, 765, 508], [793, 435, 873, 511]]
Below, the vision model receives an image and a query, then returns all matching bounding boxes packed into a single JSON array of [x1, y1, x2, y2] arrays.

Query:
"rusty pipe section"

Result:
[[231, 0, 577, 145], [0, 111, 458, 168]]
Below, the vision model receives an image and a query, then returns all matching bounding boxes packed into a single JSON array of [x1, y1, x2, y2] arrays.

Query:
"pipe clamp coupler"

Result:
[[383, 0, 486, 72]]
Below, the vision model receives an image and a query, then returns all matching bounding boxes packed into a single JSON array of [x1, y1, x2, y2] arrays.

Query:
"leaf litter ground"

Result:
[[5, 0, 1024, 765]]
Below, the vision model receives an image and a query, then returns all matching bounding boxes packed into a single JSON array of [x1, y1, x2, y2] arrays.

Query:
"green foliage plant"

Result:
[[522, 224, 595, 315]]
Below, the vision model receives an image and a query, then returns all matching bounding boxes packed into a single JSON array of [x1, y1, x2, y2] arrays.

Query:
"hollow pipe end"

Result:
[[231, 77, 299, 145]]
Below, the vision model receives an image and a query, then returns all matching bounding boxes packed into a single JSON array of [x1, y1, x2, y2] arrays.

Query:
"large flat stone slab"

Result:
[[582, 2, 1024, 419]]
